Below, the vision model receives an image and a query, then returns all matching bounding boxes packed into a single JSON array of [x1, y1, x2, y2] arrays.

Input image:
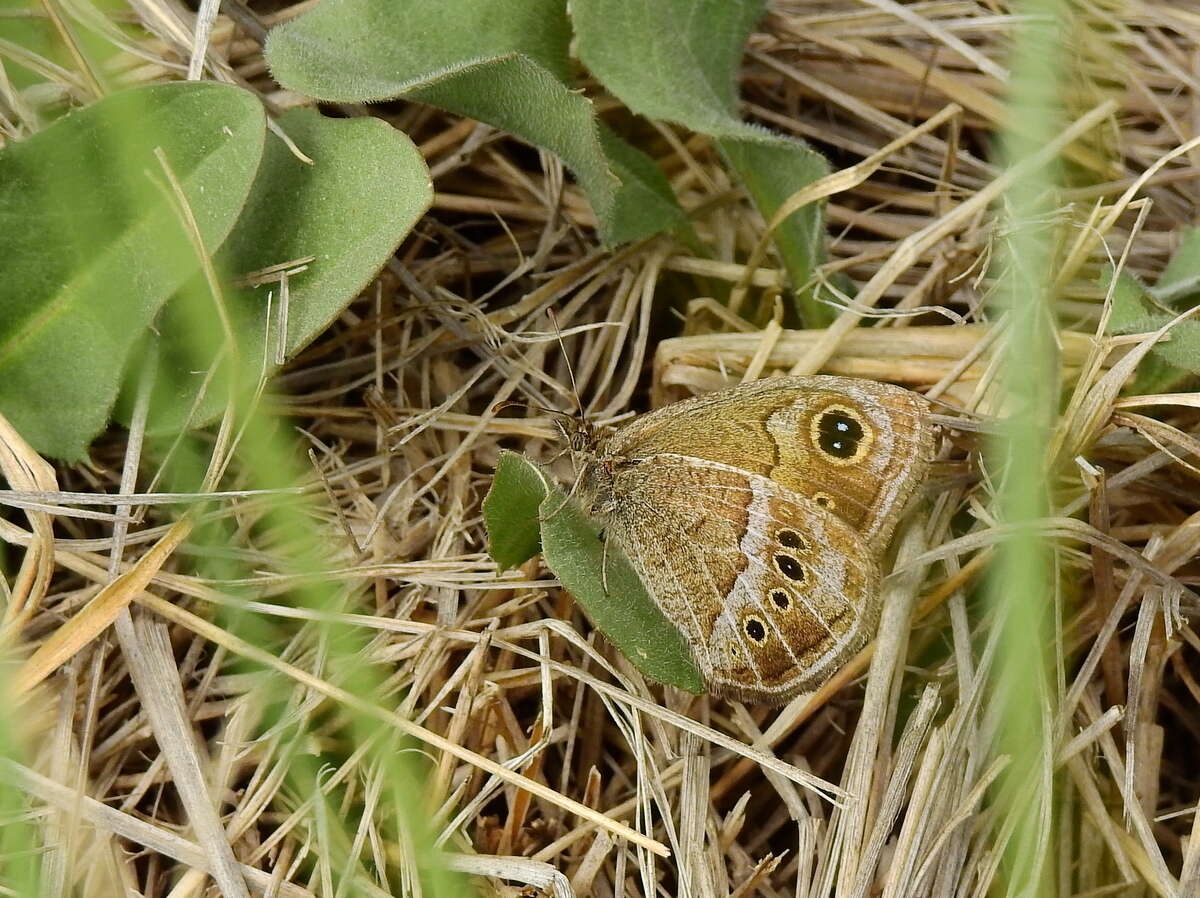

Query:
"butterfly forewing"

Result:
[[605, 376, 934, 552]]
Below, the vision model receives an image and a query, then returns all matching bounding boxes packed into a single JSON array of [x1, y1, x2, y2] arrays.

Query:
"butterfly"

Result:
[[558, 376, 935, 704]]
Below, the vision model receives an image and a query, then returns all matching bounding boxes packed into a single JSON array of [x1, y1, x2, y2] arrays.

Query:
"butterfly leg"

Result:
[[540, 465, 588, 523]]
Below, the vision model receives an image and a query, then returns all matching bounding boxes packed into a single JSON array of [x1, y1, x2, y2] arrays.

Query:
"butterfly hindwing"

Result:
[[592, 455, 879, 704]]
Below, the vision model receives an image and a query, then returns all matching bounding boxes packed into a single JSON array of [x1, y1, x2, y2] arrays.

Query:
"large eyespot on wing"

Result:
[[701, 477, 882, 704], [810, 403, 873, 465], [763, 377, 934, 551]]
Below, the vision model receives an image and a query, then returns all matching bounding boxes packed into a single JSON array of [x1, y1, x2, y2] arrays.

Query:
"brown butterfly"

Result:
[[560, 376, 935, 704]]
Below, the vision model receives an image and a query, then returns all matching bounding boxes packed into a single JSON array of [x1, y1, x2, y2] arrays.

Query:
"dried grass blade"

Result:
[[137, 592, 671, 858], [834, 512, 928, 892], [790, 100, 1118, 376], [0, 411, 59, 634], [6, 759, 309, 898], [14, 518, 192, 695]]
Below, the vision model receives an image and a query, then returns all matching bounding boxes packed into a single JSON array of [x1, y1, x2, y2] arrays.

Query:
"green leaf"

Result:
[[484, 451, 549, 571], [131, 107, 433, 431], [1106, 269, 1154, 332], [266, 0, 574, 96], [538, 485, 705, 694], [598, 125, 694, 246], [1104, 267, 1200, 393], [264, 0, 685, 245], [1135, 320, 1200, 376], [0, 82, 265, 459], [574, 0, 831, 322], [1150, 227, 1200, 307], [485, 451, 704, 691], [574, 0, 763, 129], [719, 136, 830, 320]]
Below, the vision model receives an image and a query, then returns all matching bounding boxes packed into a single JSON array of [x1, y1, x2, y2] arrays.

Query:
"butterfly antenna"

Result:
[[492, 399, 572, 420], [547, 309, 585, 422]]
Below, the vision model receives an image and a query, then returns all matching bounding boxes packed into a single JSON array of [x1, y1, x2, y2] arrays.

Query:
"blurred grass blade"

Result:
[[990, 0, 1065, 892], [125, 107, 433, 432]]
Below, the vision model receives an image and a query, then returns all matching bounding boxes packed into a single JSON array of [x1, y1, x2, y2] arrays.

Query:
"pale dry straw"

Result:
[[3, 2, 1200, 897]]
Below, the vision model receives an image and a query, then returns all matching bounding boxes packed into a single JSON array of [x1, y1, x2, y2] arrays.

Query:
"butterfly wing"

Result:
[[597, 454, 880, 704], [606, 376, 934, 552]]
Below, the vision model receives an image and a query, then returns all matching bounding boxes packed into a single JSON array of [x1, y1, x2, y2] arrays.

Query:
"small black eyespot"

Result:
[[771, 590, 790, 609], [815, 493, 834, 508], [774, 554, 805, 581], [778, 529, 805, 551], [816, 410, 865, 459], [745, 618, 766, 642]]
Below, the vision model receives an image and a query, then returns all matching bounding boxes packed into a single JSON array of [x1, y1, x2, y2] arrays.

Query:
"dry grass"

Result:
[[3, 2, 1200, 897]]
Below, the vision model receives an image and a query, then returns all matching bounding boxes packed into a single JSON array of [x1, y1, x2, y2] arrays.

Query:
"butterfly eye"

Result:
[[777, 529, 806, 551], [774, 554, 805, 582], [771, 589, 790, 609], [810, 404, 873, 464], [744, 617, 766, 642]]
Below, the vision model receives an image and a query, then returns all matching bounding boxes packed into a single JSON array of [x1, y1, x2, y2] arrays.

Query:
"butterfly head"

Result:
[[552, 413, 597, 455], [493, 399, 598, 451], [550, 412, 636, 517]]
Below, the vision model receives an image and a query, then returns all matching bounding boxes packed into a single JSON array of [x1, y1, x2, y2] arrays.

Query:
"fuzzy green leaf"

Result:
[[719, 136, 830, 316], [574, 0, 830, 322], [598, 125, 695, 246], [1151, 227, 1200, 307], [485, 451, 704, 691], [127, 107, 433, 431], [1105, 267, 1200, 394], [264, 0, 685, 245], [1134, 320, 1200, 375], [0, 82, 264, 459], [484, 451, 550, 571], [538, 486, 705, 694]]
